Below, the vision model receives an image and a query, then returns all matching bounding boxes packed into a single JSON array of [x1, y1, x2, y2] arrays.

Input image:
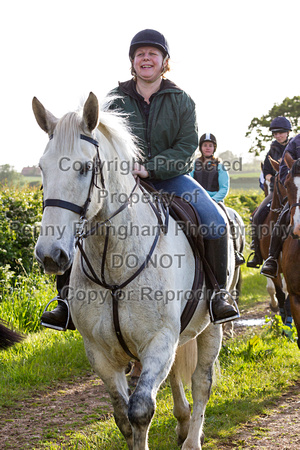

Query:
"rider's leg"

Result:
[[204, 234, 239, 324], [260, 204, 290, 279], [247, 193, 272, 268], [41, 267, 75, 330]]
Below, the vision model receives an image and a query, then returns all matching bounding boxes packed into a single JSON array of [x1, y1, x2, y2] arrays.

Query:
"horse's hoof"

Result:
[[269, 303, 279, 313]]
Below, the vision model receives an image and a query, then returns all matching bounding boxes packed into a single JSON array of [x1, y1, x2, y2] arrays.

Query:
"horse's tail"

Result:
[[0, 319, 24, 349], [174, 339, 198, 388]]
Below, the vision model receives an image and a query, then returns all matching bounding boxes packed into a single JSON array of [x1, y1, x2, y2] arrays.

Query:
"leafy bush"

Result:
[[226, 191, 264, 226], [0, 187, 43, 279]]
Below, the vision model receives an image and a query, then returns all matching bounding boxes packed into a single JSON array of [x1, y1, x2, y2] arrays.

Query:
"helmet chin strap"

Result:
[[283, 132, 290, 145]]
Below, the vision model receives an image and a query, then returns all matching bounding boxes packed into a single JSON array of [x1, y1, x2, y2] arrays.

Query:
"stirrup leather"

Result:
[[208, 289, 240, 325], [41, 298, 71, 332]]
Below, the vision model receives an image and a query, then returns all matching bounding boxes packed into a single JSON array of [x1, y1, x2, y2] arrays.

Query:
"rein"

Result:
[[75, 177, 168, 361]]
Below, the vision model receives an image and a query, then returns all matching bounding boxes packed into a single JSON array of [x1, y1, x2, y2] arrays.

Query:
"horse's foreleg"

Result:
[[169, 340, 197, 446], [128, 333, 177, 450], [273, 278, 287, 322], [84, 345, 133, 449], [289, 294, 300, 350], [182, 324, 222, 450], [266, 278, 278, 312]]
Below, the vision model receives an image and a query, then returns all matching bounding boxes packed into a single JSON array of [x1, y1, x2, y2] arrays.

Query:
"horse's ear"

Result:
[[82, 92, 99, 132], [32, 97, 58, 135], [284, 151, 295, 169], [268, 155, 279, 172]]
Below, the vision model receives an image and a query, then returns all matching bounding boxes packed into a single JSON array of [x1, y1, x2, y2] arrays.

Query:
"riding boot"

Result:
[[41, 268, 76, 330], [235, 250, 245, 267], [260, 205, 289, 279], [41, 297, 76, 330], [247, 229, 263, 268], [204, 235, 239, 324]]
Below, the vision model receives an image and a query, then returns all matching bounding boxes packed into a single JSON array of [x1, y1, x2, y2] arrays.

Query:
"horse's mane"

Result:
[[53, 96, 140, 163], [98, 96, 141, 162]]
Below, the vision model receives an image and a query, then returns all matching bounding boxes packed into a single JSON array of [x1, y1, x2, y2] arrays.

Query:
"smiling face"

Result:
[[273, 131, 289, 144], [132, 46, 166, 83]]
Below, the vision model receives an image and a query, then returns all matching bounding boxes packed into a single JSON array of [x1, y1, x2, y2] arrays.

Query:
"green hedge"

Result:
[[0, 187, 43, 281]]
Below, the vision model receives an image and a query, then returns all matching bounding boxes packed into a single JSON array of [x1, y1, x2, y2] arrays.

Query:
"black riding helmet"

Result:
[[199, 133, 217, 151], [269, 116, 292, 132], [129, 29, 170, 60]]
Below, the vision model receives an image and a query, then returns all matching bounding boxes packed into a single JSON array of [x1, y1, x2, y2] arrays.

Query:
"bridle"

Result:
[[43, 134, 105, 218]]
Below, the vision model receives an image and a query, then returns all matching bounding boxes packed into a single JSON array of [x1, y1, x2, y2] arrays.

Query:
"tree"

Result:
[[246, 96, 300, 155], [0, 165, 22, 187]]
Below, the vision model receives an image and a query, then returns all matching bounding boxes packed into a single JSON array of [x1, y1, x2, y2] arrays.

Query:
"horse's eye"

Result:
[[86, 161, 93, 172], [80, 161, 93, 176]]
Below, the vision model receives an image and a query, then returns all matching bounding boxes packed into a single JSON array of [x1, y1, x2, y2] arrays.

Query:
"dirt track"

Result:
[[1, 308, 299, 449]]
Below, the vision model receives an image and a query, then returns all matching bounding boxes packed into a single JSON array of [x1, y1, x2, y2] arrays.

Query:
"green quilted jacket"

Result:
[[108, 79, 198, 181]]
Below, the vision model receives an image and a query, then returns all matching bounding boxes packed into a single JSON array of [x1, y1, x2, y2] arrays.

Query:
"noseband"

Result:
[[43, 134, 104, 218]]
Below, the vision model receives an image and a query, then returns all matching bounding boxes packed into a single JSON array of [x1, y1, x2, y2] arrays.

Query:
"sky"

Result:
[[1, 0, 299, 171]]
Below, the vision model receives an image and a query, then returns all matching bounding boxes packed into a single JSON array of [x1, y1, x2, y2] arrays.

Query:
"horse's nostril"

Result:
[[50, 247, 70, 270]]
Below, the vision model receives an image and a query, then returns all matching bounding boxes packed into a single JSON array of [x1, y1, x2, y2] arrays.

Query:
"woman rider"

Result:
[[191, 132, 244, 266], [191, 132, 229, 203], [41, 29, 238, 329], [247, 116, 292, 268]]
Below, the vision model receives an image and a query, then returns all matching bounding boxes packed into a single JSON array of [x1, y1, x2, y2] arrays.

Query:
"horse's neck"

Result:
[[87, 179, 159, 262], [271, 178, 286, 210]]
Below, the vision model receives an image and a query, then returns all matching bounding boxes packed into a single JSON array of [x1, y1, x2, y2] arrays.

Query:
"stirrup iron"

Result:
[[41, 297, 71, 332]]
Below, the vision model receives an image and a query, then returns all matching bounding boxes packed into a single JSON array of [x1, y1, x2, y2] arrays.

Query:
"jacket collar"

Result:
[[118, 78, 181, 99]]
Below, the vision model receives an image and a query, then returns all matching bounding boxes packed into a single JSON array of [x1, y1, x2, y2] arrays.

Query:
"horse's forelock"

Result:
[[53, 112, 82, 155]]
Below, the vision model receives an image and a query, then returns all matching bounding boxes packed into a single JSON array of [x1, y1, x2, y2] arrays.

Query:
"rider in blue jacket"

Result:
[[191, 133, 229, 203], [191, 133, 244, 267]]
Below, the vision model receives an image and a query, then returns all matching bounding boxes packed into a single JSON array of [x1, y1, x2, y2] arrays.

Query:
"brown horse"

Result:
[[259, 157, 289, 319], [281, 152, 300, 349]]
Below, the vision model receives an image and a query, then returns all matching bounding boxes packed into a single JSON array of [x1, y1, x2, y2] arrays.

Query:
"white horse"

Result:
[[33, 92, 237, 450]]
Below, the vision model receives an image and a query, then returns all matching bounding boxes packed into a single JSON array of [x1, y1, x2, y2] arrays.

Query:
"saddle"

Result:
[[139, 179, 204, 253]]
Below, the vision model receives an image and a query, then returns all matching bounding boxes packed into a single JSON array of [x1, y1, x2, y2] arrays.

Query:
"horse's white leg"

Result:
[[267, 278, 278, 311], [169, 340, 198, 446], [84, 344, 133, 449], [182, 324, 222, 450], [128, 332, 177, 450]]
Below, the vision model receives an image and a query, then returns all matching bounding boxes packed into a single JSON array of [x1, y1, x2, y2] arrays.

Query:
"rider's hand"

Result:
[[132, 162, 149, 179]]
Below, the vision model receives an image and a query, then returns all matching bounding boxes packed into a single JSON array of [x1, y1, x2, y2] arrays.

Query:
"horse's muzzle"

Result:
[[35, 244, 72, 275]]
